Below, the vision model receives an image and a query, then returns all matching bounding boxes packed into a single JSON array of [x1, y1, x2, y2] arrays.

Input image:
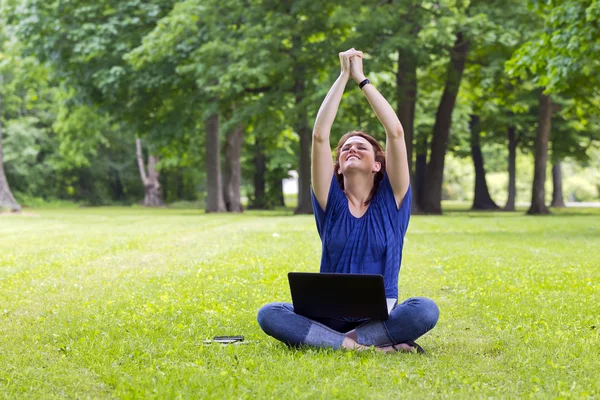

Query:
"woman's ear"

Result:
[[372, 162, 381, 172]]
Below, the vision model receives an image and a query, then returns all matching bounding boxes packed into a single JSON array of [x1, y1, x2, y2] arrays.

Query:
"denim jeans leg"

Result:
[[257, 302, 346, 349], [355, 297, 440, 346]]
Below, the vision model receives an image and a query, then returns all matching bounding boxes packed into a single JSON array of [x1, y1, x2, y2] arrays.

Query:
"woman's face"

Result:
[[338, 136, 381, 174]]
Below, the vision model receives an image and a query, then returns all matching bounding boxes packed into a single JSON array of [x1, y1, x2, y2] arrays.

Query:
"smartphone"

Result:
[[213, 335, 244, 343]]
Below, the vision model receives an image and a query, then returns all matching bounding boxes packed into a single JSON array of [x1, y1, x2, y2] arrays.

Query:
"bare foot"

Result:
[[342, 337, 418, 353], [375, 343, 417, 353], [341, 336, 371, 350]]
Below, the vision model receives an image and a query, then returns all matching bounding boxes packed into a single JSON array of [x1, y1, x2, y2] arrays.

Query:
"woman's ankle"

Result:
[[345, 329, 357, 341]]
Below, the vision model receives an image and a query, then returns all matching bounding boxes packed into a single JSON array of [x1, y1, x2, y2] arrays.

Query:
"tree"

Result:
[[348, 0, 464, 213], [421, 32, 469, 214], [125, 0, 283, 212], [505, 126, 518, 211], [528, 92, 552, 214], [548, 94, 600, 207], [510, 0, 600, 92], [469, 115, 499, 210], [507, 0, 600, 214], [0, 14, 59, 210], [277, 2, 351, 214], [223, 124, 244, 212], [0, 74, 20, 211], [13, 0, 180, 206], [136, 138, 163, 206], [550, 161, 566, 207], [129, 0, 354, 214], [7, 0, 598, 209], [204, 113, 225, 212], [454, 0, 538, 211]]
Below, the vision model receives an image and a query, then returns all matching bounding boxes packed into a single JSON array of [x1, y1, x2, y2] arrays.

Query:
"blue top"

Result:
[[310, 173, 412, 299]]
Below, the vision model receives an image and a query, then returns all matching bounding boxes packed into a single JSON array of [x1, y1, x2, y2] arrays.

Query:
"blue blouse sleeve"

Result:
[[379, 173, 412, 236]]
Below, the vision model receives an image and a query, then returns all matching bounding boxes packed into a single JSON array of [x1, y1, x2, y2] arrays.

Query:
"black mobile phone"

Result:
[[213, 335, 244, 343]]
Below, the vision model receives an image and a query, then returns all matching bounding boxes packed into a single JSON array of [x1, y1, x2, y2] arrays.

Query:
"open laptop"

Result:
[[288, 272, 394, 320]]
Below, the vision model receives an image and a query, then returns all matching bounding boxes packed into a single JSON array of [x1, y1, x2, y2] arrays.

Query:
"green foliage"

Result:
[[507, 0, 600, 93], [53, 100, 111, 169], [562, 148, 600, 201], [2, 0, 599, 208], [1, 209, 599, 397], [13, 0, 175, 104], [2, 117, 58, 197], [1, 16, 62, 200]]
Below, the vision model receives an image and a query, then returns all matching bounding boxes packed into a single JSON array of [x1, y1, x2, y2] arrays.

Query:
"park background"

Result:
[[1, 0, 599, 213], [1, 0, 599, 399]]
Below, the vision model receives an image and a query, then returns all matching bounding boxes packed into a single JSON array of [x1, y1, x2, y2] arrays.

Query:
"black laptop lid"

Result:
[[288, 272, 389, 320]]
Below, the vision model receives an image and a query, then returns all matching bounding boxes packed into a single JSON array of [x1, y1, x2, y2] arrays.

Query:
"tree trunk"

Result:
[[222, 124, 243, 212], [222, 158, 230, 208], [293, 36, 313, 215], [396, 49, 419, 213], [550, 161, 565, 208], [176, 170, 184, 200], [421, 32, 469, 214], [414, 135, 428, 212], [110, 167, 125, 202], [504, 126, 517, 211], [0, 75, 21, 212], [249, 137, 268, 209], [294, 109, 312, 214], [276, 179, 285, 207], [267, 173, 286, 208], [146, 154, 163, 206], [470, 115, 499, 210], [527, 92, 552, 215], [205, 113, 226, 213], [135, 138, 163, 207]]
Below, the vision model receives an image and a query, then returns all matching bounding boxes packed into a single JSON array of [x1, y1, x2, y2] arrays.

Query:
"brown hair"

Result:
[[334, 131, 386, 205]]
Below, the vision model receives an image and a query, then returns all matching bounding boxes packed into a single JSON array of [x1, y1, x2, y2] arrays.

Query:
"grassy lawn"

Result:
[[1, 207, 599, 399]]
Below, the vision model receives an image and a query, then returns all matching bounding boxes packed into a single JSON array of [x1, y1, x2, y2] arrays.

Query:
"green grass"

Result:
[[1, 207, 599, 399]]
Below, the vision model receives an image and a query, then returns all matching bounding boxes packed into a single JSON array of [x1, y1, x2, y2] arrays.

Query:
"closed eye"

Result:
[[342, 145, 367, 151]]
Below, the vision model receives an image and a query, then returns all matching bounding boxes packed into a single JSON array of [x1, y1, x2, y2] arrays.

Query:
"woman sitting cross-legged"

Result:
[[257, 48, 439, 353]]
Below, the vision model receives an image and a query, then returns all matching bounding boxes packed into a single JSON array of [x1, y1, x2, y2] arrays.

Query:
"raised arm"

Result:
[[311, 49, 359, 211], [351, 54, 410, 208]]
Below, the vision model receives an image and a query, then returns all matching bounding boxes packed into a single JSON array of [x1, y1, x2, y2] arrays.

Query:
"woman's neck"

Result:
[[343, 173, 374, 206]]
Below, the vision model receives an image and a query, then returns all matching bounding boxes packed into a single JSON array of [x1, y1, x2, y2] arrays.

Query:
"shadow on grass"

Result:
[[240, 209, 296, 217], [133, 206, 600, 219], [428, 207, 600, 218], [147, 208, 297, 218], [409, 229, 600, 239], [27, 204, 599, 219]]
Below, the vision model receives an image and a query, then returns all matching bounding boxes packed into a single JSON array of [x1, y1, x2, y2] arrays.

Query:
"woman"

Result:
[[257, 48, 439, 353]]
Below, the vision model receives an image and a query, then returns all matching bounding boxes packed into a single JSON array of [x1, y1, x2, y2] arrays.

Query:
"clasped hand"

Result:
[[339, 48, 366, 83]]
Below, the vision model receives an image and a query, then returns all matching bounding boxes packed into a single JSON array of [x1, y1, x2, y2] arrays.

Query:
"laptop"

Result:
[[288, 272, 394, 320]]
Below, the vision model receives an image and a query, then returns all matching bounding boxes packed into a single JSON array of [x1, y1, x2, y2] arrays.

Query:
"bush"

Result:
[[442, 155, 474, 201], [13, 193, 80, 208], [564, 175, 599, 202]]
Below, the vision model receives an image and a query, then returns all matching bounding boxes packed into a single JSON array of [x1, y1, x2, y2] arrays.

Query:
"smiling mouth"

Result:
[[347, 155, 360, 161]]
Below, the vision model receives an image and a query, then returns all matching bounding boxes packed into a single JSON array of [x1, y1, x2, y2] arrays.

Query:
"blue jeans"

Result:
[[257, 297, 439, 349]]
